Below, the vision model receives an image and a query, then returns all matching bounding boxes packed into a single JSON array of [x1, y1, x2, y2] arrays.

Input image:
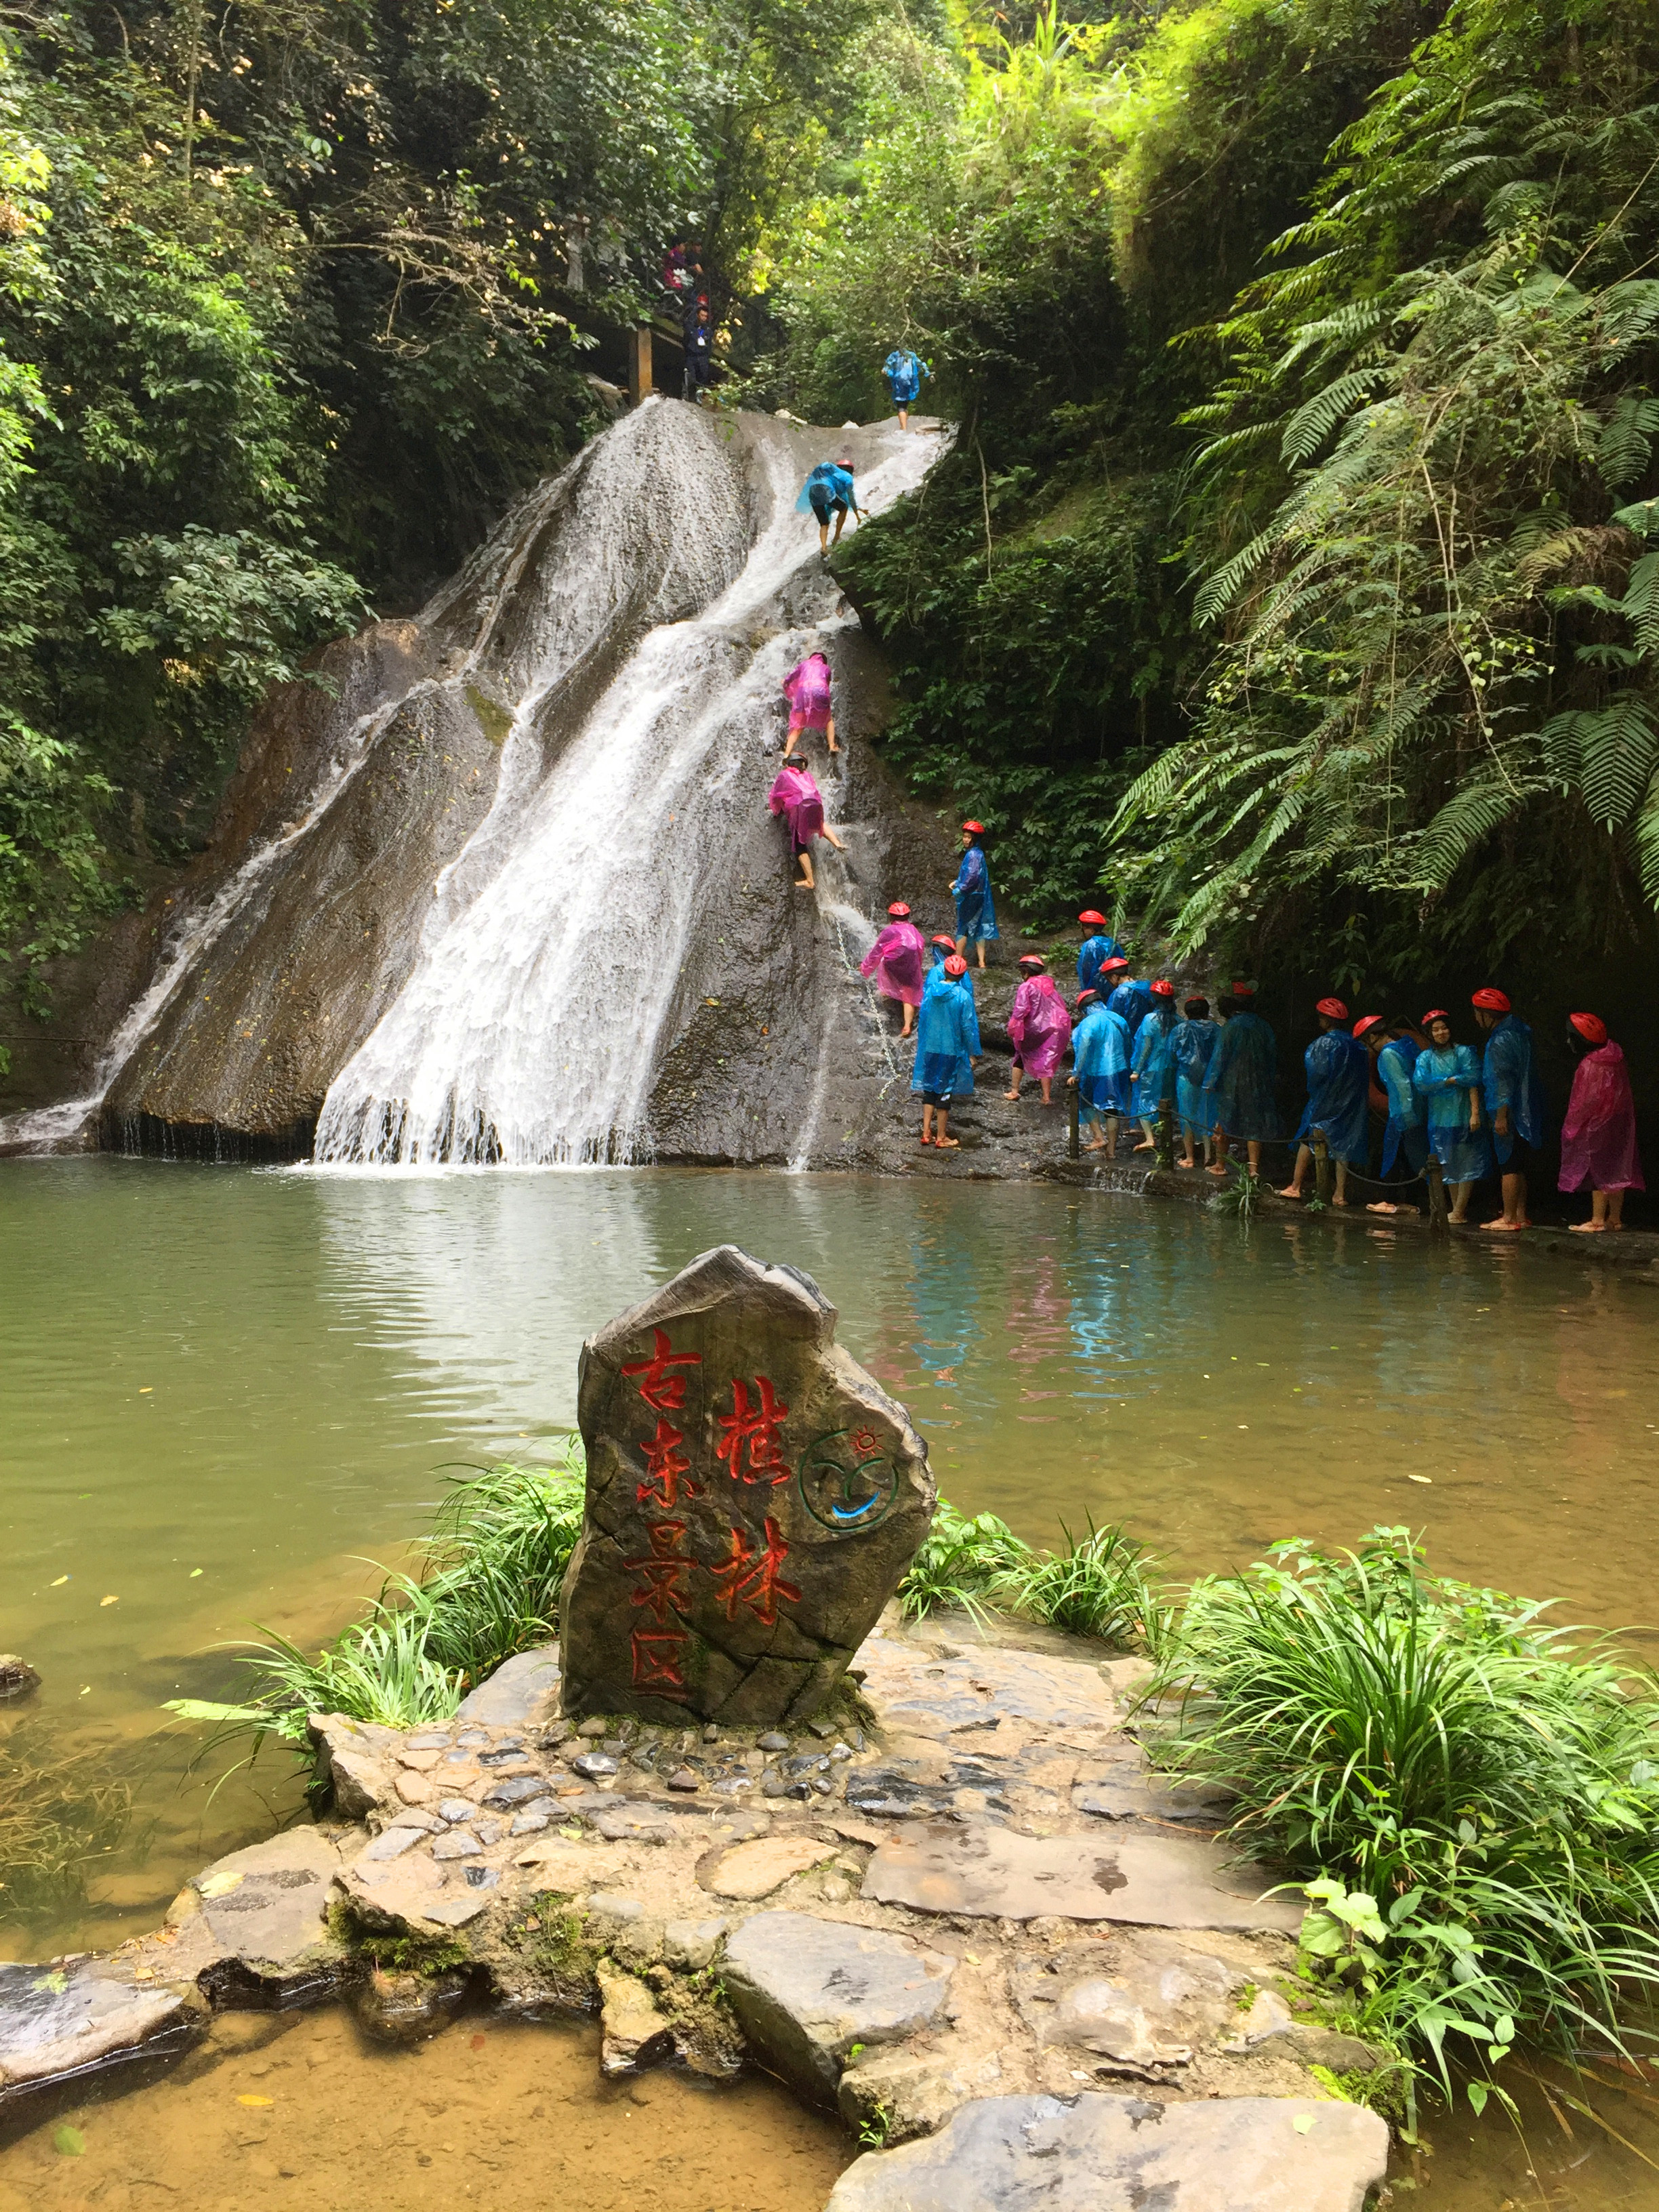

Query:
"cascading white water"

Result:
[[313, 417, 939, 1166]]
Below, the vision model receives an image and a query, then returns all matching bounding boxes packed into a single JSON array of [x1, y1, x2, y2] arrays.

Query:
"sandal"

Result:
[[935, 1136, 961, 1149]]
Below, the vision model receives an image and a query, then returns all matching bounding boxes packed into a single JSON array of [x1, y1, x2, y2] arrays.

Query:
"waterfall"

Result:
[[312, 413, 939, 1166]]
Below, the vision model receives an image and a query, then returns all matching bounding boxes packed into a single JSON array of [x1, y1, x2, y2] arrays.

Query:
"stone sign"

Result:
[[558, 1246, 935, 1725]]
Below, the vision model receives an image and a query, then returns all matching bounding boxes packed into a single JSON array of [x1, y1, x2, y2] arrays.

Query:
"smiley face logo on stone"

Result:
[[798, 1425, 899, 1530]]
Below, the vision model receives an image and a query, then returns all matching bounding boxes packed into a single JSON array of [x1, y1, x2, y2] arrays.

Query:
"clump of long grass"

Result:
[[897, 1500, 1032, 1620], [1147, 1525, 1659, 2121], [167, 1445, 587, 1757], [1003, 1517, 1170, 1653], [0, 1721, 133, 1921]]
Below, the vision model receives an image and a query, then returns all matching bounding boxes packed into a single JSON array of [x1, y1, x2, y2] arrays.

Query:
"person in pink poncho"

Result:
[[781, 650, 838, 760], [1560, 1010, 1643, 1232], [1005, 953, 1073, 1106], [860, 901, 927, 1037], [767, 757, 846, 890]]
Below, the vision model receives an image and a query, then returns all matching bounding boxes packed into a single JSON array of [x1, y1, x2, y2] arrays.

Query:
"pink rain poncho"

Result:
[[860, 919, 926, 1007], [768, 761, 825, 854], [783, 653, 832, 735], [1008, 974, 1073, 1080], [1559, 1042, 1644, 1192]]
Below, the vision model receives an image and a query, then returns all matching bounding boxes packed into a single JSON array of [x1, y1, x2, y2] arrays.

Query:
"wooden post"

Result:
[[1427, 1152, 1448, 1231], [1155, 1100, 1175, 1172], [1313, 1128, 1333, 1203], [628, 325, 653, 406], [1068, 1085, 1080, 1161]]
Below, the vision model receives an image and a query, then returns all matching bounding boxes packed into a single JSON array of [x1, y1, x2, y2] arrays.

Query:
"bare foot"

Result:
[[1570, 1220, 1606, 1233], [1331, 1195, 1350, 1207], [1481, 1218, 1523, 1233], [935, 1136, 960, 1150], [1276, 1184, 1303, 1199], [1132, 1140, 1155, 1153], [1086, 1141, 1108, 1153], [1179, 1158, 1196, 1170], [1206, 1163, 1227, 1178], [1004, 1088, 1021, 1102]]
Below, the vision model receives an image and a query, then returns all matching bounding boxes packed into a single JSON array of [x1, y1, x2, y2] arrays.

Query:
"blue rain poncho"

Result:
[[1170, 1017, 1218, 1134], [912, 965, 981, 1099], [882, 349, 930, 405], [1413, 1043, 1493, 1185], [1130, 1004, 1177, 1119], [796, 462, 856, 516], [1376, 1038, 1425, 1174], [1294, 1029, 1370, 1166], [951, 844, 999, 944], [1481, 1015, 1547, 1164], [1071, 1002, 1121, 1117], [1107, 977, 1153, 1029], [1204, 1010, 1279, 1141], [1098, 1008, 1132, 1114], [1077, 931, 1125, 998]]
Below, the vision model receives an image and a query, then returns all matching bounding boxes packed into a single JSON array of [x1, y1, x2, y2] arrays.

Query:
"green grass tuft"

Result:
[[896, 1500, 1032, 1621], [1003, 1516, 1170, 1653]]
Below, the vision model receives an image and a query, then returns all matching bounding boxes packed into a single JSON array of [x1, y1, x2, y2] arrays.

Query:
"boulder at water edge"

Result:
[[559, 1245, 934, 1725]]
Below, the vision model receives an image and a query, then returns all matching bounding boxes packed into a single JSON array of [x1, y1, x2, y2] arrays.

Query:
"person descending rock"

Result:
[[1203, 989, 1279, 1178], [781, 649, 837, 758], [1559, 1012, 1643, 1232], [1005, 954, 1072, 1106], [1279, 996, 1369, 1206], [1170, 995, 1217, 1170], [684, 302, 716, 405], [1067, 989, 1115, 1152], [1412, 1010, 1491, 1223], [767, 756, 847, 890], [951, 822, 999, 968], [798, 455, 865, 554], [1076, 910, 1125, 1000], [1472, 987, 1547, 1232], [860, 902, 928, 1037], [882, 344, 931, 430], [1129, 979, 1179, 1151], [914, 952, 981, 1149]]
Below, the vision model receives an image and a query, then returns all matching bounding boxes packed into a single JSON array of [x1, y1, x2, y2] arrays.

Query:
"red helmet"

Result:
[[1353, 1015, 1385, 1040], [961, 819, 985, 835], [1471, 987, 1511, 1012], [1229, 981, 1256, 996], [1017, 954, 1046, 971], [886, 901, 912, 918], [1150, 979, 1176, 998], [944, 954, 968, 976], [1315, 996, 1349, 1021], [1101, 955, 1130, 975], [1078, 909, 1107, 927], [930, 934, 956, 950], [1076, 989, 1099, 1008], [1421, 1008, 1451, 1028], [1569, 1010, 1607, 1045]]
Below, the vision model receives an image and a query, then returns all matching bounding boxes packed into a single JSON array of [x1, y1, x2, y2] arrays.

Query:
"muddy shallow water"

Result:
[[4, 1157, 1659, 2207]]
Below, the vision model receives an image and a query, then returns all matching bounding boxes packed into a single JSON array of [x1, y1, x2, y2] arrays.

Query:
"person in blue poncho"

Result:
[[1106, 966, 1153, 1029], [1129, 979, 1179, 1150], [798, 456, 865, 554], [1076, 910, 1125, 999], [951, 821, 998, 968], [914, 952, 981, 1149], [1066, 989, 1115, 1152], [1279, 996, 1370, 1206], [1170, 994, 1218, 1170], [1203, 991, 1279, 1176], [882, 346, 931, 430], [1359, 1017, 1427, 1214], [1472, 987, 1547, 1232], [1412, 1008, 1491, 1221]]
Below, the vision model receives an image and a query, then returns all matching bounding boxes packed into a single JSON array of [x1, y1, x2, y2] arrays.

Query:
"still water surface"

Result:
[[4, 1158, 1658, 2204]]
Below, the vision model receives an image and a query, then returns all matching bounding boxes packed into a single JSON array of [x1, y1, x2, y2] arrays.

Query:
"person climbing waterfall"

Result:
[[1202, 991, 1279, 1178], [1559, 1012, 1643, 1232], [1413, 1010, 1490, 1223], [1364, 1019, 1428, 1214], [1067, 990, 1113, 1151], [882, 344, 930, 430], [1170, 996, 1218, 1170], [767, 756, 846, 890], [781, 650, 837, 758], [914, 953, 981, 1149], [951, 822, 998, 967], [798, 456, 865, 554], [1129, 979, 1179, 1151], [1472, 987, 1547, 1232], [1005, 954, 1071, 1107], [1076, 911, 1124, 999], [1279, 997, 1369, 1206], [860, 902, 927, 1037]]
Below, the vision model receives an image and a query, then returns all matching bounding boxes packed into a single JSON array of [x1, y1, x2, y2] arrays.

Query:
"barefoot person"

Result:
[[859, 901, 927, 1038], [766, 756, 846, 889], [1412, 1010, 1490, 1223], [1279, 997, 1368, 1206], [1129, 979, 1179, 1151], [1560, 1012, 1643, 1231], [1472, 987, 1547, 1231], [1171, 995, 1218, 1169], [951, 822, 999, 969], [914, 953, 980, 1149], [781, 649, 838, 758], [1203, 990, 1279, 1178], [798, 456, 865, 554], [1359, 1017, 1427, 1214], [1067, 989, 1115, 1151], [882, 344, 931, 430], [1076, 910, 1125, 999], [1005, 954, 1072, 1105]]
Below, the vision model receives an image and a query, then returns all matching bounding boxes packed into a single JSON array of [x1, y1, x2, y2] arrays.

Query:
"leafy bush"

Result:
[[1147, 1527, 1659, 2115], [897, 1498, 1032, 1620], [1004, 1517, 1170, 1653]]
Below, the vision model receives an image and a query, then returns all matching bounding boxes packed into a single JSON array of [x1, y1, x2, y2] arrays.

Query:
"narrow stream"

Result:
[[4, 1158, 1657, 2204]]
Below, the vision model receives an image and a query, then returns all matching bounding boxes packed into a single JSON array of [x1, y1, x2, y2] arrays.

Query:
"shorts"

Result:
[[808, 491, 848, 527], [1495, 1132, 1532, 1175], [920, 1088, 951, 1109]]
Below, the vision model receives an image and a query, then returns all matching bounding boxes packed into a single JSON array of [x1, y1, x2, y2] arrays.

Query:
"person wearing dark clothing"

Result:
[[1471, 987, 1547, 1231], [684, 305, 716, 405], [1279, 996, 1369, 1206]]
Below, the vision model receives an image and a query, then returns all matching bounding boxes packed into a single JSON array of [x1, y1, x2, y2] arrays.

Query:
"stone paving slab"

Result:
[[854, 1637, 1120, 1738], [863, 1822, 1304, 1932], [0, 1959, 195, 2105], [823, 2091, 1389, 2212]]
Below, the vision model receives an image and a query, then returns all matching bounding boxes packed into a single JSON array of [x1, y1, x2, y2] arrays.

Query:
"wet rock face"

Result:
[[559, 1244, 934, 1725], [0, 1655, 39, 1703], [0, 1959, 197, 2106]]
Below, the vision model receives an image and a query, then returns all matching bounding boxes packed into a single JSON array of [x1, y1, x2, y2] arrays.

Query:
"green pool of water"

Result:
[[4, 1158, 1657, 2204]]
